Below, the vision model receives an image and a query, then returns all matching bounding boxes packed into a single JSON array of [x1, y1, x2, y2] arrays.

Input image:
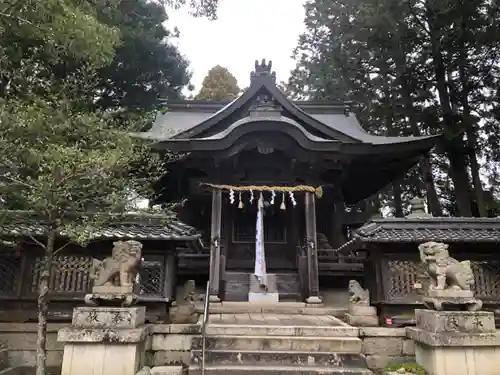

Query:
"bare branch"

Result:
[[53, 240, 74, 256], [28, 234, 46, 250]]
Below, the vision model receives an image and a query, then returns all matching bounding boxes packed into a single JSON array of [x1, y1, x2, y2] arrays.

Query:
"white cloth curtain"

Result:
[[254, 196, 267, 287]]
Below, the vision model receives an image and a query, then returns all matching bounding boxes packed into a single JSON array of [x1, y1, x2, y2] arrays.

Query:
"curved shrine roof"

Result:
[[134, 59, 442, 204]]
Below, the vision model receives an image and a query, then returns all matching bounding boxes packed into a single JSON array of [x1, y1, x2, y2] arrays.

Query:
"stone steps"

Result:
[[188, 312, 372, 375], [191, 349, 368, 367], [196, 302, 346, 317], [193, 335, 362, 352], [205, 324, 359, 337], [188, 365, 373, 375]]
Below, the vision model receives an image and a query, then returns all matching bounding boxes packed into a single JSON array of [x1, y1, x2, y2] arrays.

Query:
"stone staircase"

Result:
[[188, 305, 373, 374]]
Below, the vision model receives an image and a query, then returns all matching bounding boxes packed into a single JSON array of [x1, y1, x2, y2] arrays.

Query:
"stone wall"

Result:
[[0, 322, 201, 371], [1, 322, 417, 374], [148, 324, 200, 367], [360, 327, 415, 372], [0, 323, 65, 370]]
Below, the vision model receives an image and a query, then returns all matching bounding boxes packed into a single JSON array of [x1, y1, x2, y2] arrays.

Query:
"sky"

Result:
[[167, 0, 307, 92]]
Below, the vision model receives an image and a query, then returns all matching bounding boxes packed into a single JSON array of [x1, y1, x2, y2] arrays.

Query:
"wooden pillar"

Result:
[[305, 191, 322, 304], [208, 188, 222, 302], [163, 251, 177, 300], [330, 180, 346, 249]]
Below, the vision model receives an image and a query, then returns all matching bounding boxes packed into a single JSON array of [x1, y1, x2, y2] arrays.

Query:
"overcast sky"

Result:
[[168, 0, 306, 92]]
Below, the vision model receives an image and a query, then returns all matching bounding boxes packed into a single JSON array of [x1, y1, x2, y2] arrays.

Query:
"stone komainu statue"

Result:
[[418, 241, 475, 292], [90, 240, 143, 288], [348, 279, 370, 305]]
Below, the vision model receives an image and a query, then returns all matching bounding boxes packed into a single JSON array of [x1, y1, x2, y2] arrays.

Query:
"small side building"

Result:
[[0, 213, 200, 322], [342, 200, 500, 324]]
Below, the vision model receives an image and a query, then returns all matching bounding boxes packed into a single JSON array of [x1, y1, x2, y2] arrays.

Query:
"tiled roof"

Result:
[[0, 212, 200, 241], [354, 217, 500, 243]]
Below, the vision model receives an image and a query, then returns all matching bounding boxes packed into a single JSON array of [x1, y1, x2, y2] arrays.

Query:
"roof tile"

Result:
[[355, 217, 500, 243], [0, 215, 200, 241]]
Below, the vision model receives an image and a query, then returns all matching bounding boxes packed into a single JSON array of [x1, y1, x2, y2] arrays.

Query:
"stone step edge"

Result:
[[191, 349, 365, 355], [207, 324, 356, 328], [205, 325, 359, 336], [198, 335, 361, 341], [188, 365, 373, 373]]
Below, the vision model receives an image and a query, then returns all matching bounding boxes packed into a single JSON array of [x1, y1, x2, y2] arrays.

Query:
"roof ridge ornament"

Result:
[[250, 58, 276, 83]]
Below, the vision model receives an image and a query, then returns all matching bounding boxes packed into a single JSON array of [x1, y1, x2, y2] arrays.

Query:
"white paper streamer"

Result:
[[254, 193, 267, 287]]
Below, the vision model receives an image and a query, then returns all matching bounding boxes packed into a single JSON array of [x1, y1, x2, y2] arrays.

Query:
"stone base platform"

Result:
[[407, 309, 500, 375], [195, 301, 345, 317]]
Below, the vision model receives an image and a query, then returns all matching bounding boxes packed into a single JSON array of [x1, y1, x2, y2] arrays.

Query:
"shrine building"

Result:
[[135, 59, 440, 304]]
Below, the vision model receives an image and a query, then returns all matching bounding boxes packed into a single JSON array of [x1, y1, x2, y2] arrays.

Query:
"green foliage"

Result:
[[289, 0, 500, 217], [195, 65, 241, 101], [384, 362, 427, 375], [0, 90, 168, 247], [92, 0, 191, 111]]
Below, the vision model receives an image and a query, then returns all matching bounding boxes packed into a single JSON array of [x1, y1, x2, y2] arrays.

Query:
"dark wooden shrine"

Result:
[[0, 213, 199, 322], [339, 201, 500, 323], [137, 59, 440, 302]]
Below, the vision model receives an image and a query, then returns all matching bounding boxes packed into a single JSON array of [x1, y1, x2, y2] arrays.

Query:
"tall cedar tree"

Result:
[[289, 0, 500, 216], [195, 65, 241, 101]]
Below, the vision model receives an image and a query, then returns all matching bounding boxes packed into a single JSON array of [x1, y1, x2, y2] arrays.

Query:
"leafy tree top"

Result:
[[195, 65, 240, 101]]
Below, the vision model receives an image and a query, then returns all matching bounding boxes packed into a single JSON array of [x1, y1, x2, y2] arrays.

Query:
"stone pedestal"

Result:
[[345, 303, 379, 327], [248, 274, 279, 303], [58, 305, 149, 375], [406, 309, 500, 375]]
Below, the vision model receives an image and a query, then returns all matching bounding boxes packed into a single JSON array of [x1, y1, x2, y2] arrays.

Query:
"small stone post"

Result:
[[406, 241, 500, 375], [58, 240, 149, 375]]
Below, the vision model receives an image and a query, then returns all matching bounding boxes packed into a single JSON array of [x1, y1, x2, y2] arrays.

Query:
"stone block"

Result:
[[402, 339, 415, 356], [153, 351, 191, 366], [415, 309, 495, 334], [348, 304, 377, 316], [407, 327, 500, 347], [61, 342, 145, 375], [415, 343, 500, 375], [248, 274, 279, 303], [58, 327, 149, 344], [72, 306, 146, 329], [152, 334, 193, 351], [345, 313, 379, 327], [360, 327, 406, 337], [365, 355, 415, 370], [362, 337, 403, 356], [150, 366, 184, 375], [151, 324, 200, 335], [92, 285, 135, 294], [427, 289, 473, 298]]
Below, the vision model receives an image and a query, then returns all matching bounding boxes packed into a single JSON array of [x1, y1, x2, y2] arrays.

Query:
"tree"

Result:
[[289, 0, 500, 217], [0, 85, 168, 375], [91, 0, 192, 111], [195, 65, 240, 101], [0, 0, 121, 98]]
